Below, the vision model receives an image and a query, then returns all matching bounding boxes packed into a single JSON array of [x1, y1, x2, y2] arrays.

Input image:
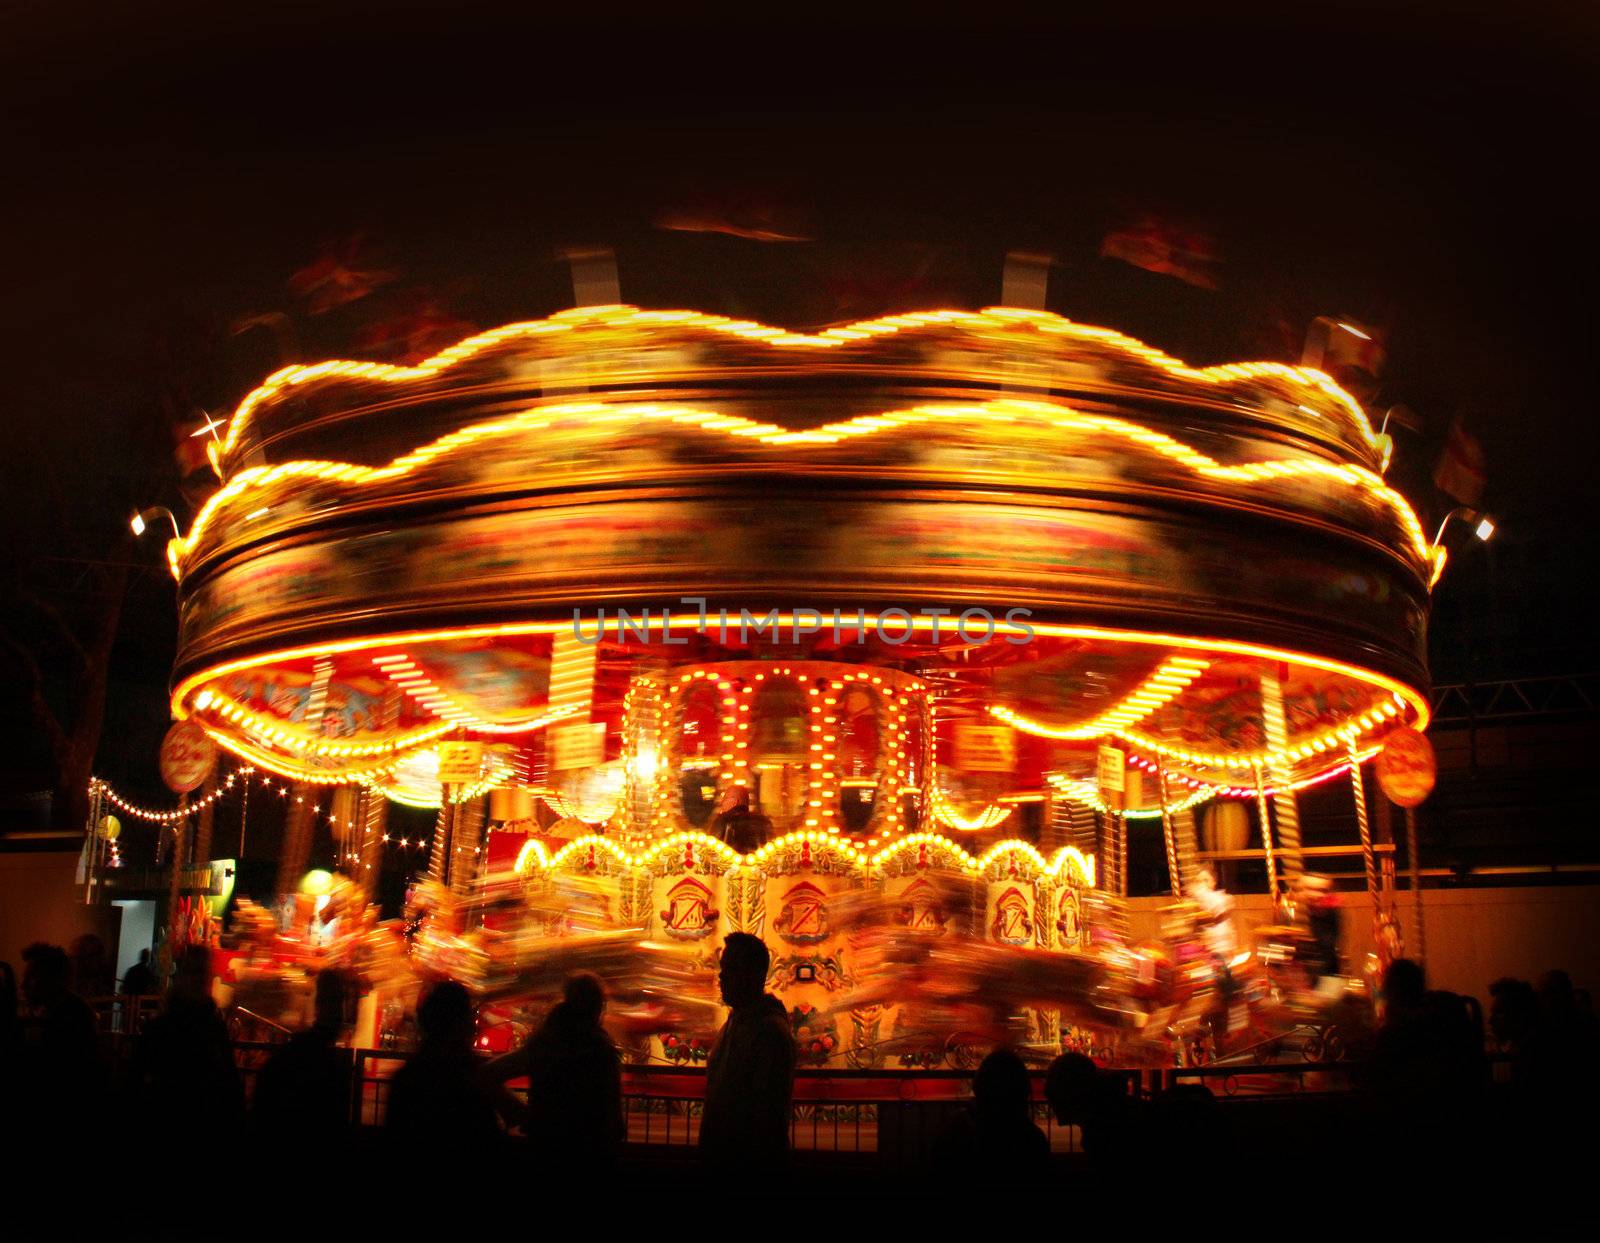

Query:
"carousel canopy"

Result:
[[160, 305, 1436, 811]]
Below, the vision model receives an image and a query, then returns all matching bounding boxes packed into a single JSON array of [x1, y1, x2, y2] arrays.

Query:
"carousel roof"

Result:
[[159, 306, 1439, 803]]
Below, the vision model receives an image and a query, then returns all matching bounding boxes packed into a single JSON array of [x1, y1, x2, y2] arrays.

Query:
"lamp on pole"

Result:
[[1431, 506, 1496, 551], [130, 507, 182, 541]]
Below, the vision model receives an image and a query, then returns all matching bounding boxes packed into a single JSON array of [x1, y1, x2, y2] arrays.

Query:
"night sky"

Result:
[[4, 3, 1596, 807]]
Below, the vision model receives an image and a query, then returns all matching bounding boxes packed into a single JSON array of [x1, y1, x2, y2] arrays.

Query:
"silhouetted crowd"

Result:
[[4, 940, 1597, 1195]]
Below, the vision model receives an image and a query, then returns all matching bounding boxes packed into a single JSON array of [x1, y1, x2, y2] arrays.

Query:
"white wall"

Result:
[[111, 899, 156, 985]]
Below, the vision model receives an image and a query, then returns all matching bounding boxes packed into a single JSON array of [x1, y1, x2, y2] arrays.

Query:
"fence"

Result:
[[87, 997, 1510, 1167]]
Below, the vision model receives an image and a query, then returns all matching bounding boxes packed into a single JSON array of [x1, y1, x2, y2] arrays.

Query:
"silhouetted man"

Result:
[[130, 945, 244, 1154], [931, 1048, 1050, 1185], [121, 949, 158, 997], [386, 981, 500, 1157], [700, 933, 795, 1179], [1045, 1052, 1145, 1168], [17, 942, 102, 1136], [482, 972, 623, 1173], [252, 969, 354, 1145]]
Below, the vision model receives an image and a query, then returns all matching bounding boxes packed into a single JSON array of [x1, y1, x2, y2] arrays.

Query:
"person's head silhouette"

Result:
[[1044, 1052, 1100, 1124], [562, 972, 606, 1027], [1382, 958, 1426, 1013], [418, 980, 475, 1050], [972, 1048, 1032, 1123], [718, 933, 770, 1008], [20, 943, 71, 1006]]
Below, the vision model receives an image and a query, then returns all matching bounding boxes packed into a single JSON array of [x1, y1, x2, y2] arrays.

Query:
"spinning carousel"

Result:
[[149, 301, 1438, 1065]]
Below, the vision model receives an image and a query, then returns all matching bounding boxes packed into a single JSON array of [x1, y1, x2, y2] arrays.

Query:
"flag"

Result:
[[288, 236, 396, 313], [353, 300, 477, 364], [1099, 214, 1219, 288], [1302, 316, 1388, 406], [1433, 415, 1487, 506], [1321, 317, 1387, 385], [174, 432, 211, 479], [655, 191, 810, 243]]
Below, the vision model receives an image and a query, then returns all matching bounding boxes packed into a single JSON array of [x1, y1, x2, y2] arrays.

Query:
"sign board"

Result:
[[436, 741, 486, 785], [160, 720, 218, 794], [548, 721, 607, 771], [1375, 727, 1437, 807], [1096, 744, 1126, 794], [951, 723, 1017, 773]]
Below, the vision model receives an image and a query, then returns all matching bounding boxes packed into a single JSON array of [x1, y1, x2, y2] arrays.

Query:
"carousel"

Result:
[[137, 301, 1440, 1067]]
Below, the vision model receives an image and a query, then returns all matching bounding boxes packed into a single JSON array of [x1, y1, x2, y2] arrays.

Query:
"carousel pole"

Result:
[[161, 794, 188, 981], [450, 796, 486, 894], [356, 787, 387, 898], [428, 793, 455, 884], [1174, 805, 1199, 889], [1157, 759, 1182, 897], [1251, 761, 1280, 907], [1347, 737, 1382, 929], [1259, 669, 1304, 885], [193, 769, 218, 868], [1115, 809, 1128, 899], [1406, 806, 1426, 964], [275, 784, 317, 898], [237, 771, 250, 860]]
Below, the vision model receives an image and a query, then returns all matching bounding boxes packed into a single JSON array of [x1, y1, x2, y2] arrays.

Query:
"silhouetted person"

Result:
[[482, 972, 623, 1174], [712, 788, 773, 855], [932, 1048, 1050, 1185], [1534, 969, 1600, 1099], [0, 960, 19, 1058], [386, 981, 500, 1156], [16, 942, 102, 1136], [121, 950, 158, 997], [252, 969, 354, 1145], [1366, 958, 1483, 1172], [700, 932, 795, 1179], [130, 945, 244, 1158], [1045, 1052, 1145, 1168]]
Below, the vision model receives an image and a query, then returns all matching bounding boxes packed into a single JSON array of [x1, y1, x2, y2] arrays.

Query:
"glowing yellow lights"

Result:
[[989, 656, 1209, 740], [170, 620, 1432, 761], [196, 723, 399, 787], [169, 395, 1437, 583], [211, 305, 1382, 472], [1118, 697, 1404, 772], [512, 839, 551, 875], [197, 687, 454, 759], [89, 768, 253, 825], [372, 653, 581, 736], [928, 781, 1014, 833]]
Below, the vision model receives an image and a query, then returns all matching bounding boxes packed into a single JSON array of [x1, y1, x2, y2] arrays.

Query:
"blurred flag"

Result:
[[1433, 414, 1487, 506], [656, 191, 810, 242], [1303, 315, 1388, 405], [1322, 317, 1387, 378], [1099, 214, 1219, 288], [288, 235, 396, 313], [175, 415, 221, 504], [353, 299, 477, 363]]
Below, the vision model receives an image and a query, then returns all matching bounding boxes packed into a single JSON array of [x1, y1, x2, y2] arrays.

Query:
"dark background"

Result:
[[3, 4, 1595, 867]]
